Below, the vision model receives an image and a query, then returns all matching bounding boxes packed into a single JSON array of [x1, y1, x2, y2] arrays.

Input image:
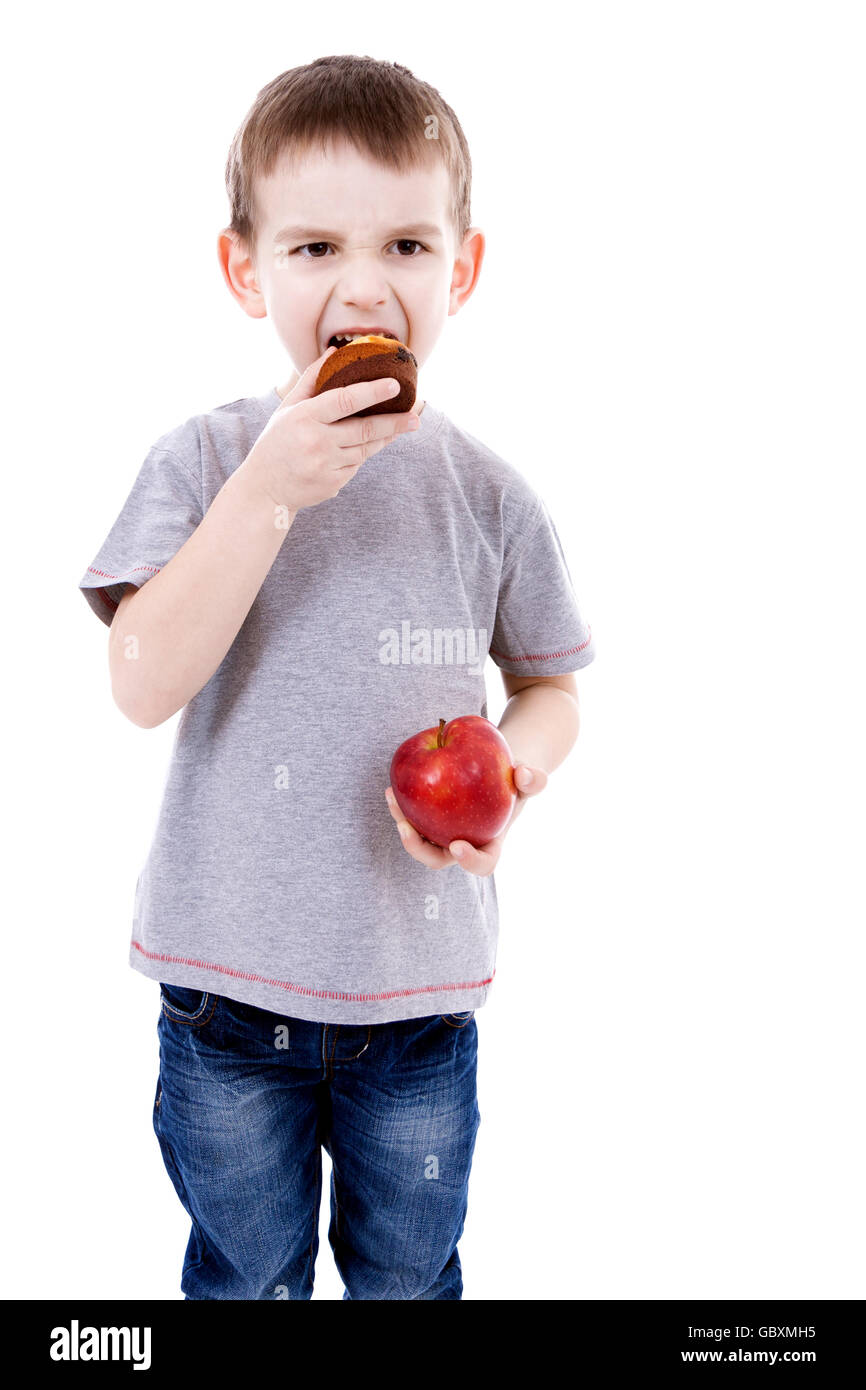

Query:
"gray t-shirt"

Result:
[[79, 388, 596, 1023]]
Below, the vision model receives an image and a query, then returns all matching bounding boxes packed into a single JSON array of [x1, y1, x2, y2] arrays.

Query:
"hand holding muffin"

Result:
[[240, 345, 420, 512]]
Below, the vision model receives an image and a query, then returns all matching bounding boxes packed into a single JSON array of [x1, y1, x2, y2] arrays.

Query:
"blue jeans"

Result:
[[153, 984, 480, 1300]]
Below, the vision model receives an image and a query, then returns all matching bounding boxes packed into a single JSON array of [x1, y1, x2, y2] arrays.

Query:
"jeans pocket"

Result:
[[439, 1010, 475, 1029], [159, 981, 218, 1027]]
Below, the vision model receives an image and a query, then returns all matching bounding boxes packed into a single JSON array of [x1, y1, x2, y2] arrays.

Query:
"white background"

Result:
[[4, 0, 863, 1300]]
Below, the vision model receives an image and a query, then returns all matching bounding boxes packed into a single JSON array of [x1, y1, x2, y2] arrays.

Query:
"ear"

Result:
[[217, 229, 267, 320], [448, 226, 485, 317]]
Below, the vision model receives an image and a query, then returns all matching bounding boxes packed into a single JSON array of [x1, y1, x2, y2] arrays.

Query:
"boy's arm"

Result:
[[106, 365, 415, 729], [495, 673, 582, 831], [109, 462, 289, 728]]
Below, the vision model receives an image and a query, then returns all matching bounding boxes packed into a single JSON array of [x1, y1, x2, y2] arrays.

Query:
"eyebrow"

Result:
[[273, 222, 444, 244]]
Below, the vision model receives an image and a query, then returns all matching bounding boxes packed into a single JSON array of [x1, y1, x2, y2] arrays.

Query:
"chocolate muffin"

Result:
[[314, 334, 417, 417]]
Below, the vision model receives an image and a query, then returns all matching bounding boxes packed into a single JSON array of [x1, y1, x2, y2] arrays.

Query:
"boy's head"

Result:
[[218, 56, 484, 386]]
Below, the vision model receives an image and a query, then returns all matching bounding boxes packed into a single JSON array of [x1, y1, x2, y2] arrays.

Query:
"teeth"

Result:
[[331, 331, 397, 345]]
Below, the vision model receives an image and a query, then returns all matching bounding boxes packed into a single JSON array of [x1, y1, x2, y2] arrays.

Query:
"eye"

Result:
[[391, 239, 426, 256], [295, 242, 331, 259]]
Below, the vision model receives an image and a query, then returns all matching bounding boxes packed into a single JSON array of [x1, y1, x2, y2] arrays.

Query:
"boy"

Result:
[[79, 55, 596, 1300]]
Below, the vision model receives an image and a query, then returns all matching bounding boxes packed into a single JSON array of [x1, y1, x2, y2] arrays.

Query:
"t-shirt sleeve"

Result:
[[489, 494, 596, 676], [78, 443, 203, 628]]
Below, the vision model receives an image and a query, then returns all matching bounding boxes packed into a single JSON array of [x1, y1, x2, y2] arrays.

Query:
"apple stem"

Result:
[[437, 718, 446, 748]]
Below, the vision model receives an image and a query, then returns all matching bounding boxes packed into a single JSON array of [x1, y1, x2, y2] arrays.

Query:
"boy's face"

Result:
[[220, 137, 483, 392]]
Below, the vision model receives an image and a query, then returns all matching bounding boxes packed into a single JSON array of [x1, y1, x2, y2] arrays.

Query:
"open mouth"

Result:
[[327, 331, 401, 349]]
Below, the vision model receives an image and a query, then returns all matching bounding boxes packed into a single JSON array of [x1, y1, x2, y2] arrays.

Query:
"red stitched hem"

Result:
[[490, 625, 592, 664], [87, 564, 160, 580], [131, 939, 493, 1003]]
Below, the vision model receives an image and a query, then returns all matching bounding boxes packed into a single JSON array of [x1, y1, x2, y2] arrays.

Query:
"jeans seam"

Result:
[[154, 1101, 207, 1281], [306, 1119, 323, 1294]]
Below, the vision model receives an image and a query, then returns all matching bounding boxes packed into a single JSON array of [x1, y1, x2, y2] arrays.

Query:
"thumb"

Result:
[[282, 346, 338, 407], [514, 764, 547, 795]]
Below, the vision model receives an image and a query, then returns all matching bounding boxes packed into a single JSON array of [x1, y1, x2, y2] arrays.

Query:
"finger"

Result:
[[330, 407, 418, 452], [310, 375, 404, 424], [281, 346, 339, 405], [385, 790, 454, 867], [448, 839, 497, 876], [396, 817, 454, 868]]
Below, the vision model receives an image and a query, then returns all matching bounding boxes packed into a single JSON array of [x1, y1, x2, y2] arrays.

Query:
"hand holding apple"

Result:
[[385, 753, 548, 877], [389, 715, 517, 850], [385, 715, 547, 876]]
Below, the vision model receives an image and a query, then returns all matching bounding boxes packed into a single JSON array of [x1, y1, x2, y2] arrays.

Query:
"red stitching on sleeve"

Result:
[[490, 626, 592, 664], [87, 564, 160, 580]]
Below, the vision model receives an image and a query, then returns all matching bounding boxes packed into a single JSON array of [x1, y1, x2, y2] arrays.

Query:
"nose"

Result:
[[334, 247, 391, 309]]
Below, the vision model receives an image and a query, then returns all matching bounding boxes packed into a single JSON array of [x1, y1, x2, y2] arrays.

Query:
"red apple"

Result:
[[389, 715, 517, 850]]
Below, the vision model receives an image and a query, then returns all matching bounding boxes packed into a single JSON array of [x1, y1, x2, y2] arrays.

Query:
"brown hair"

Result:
[[224, 55, 472, 267]]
